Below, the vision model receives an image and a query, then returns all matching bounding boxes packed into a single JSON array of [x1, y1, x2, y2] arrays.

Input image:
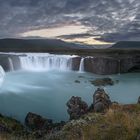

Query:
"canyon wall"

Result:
[[0, 53, 140, 75]]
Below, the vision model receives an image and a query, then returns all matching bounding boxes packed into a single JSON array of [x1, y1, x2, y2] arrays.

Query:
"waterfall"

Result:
[[0, 65, 5, 86], [19, 53, 76, 71], [8, 58, 14, 71], [79, 58, 85, 72]]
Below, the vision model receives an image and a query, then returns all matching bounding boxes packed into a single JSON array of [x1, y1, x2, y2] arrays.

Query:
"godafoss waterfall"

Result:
[[0, 52, 140, 123]]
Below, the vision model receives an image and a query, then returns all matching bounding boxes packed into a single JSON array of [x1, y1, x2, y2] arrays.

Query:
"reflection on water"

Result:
[[0, 70, 140, 122]]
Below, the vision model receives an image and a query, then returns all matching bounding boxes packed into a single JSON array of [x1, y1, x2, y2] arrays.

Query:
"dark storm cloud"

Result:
[[0, 0, 140, 42]]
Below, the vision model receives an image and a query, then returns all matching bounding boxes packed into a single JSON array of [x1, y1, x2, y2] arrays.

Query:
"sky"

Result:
[[0, 0, 140, 45]]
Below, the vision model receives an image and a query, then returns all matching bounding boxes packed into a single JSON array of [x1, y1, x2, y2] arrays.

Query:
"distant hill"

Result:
[[111, 41, 140, 49], [0, 38, 87, 52]]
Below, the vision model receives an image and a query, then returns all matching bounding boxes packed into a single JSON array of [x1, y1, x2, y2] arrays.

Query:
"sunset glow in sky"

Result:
[[0, 0, 140, 46], [21, 24, 112, 45]]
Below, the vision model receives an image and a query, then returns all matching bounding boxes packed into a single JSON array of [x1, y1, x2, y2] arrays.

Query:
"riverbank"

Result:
[[0, 88, 140, 140], [1, 104, 140, 140]]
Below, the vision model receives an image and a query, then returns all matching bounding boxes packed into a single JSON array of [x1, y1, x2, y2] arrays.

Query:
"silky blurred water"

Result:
[[0, 70, 139, 123]]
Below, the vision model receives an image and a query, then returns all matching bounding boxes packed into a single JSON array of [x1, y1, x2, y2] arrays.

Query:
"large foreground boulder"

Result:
[[25, 112, 53, 131], [93, 88, 112, 112], [66, 96, 88, 120], [25, 112, 65, 134]]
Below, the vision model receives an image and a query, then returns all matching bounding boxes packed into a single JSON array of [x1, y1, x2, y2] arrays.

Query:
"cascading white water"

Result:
[[8, 58, 14, 71], [0, 65, 5, 86], [79, 58, 85, 72], [19, 53, 76, 71]]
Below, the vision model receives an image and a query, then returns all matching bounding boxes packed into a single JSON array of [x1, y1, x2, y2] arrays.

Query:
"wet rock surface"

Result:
[[66, 96, 88, 120], [75, 80, 80, 83], [83, 55, 140, 75], [0, 54, 21, 71], [25, 112, 65, 136], [84, 57, 119, 75], [71, 57, 81, 71], [90, 78, 115, 86], [25, 112, 53, 131], [93, 88, 112, 112]]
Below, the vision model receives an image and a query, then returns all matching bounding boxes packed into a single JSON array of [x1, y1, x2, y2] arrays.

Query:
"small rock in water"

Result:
[[93, 88, 112, 112], [78, 76, 85, 78], [66, 96, 88, 120], [75, 80, 80, 83], [90, 78, 115, 86]]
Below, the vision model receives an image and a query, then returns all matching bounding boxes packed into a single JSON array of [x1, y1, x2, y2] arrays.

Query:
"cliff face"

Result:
[[84, 57, 119, 75], [0, 53, 140, 75], [71, 55, 140, 75], [120, 56, 140, 73], [0, 55, 21, 71]]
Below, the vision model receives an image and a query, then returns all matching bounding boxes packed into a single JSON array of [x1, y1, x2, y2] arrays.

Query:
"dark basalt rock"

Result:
[[75, 80, 80, 83], [90, 78, 114, 86], [84, 57, 119, 75], [120, 56, 140, 73], [25, 112, 65, 135], [93, 88, 112, 112], [71, 57, 81, 71], [25, 112, 53, 131], [66, 96, 88, 120], [83, 55, 140, 75], [0, 54, 21, 71], [138, 96, 140, 104], [0, 124, 11, 133]]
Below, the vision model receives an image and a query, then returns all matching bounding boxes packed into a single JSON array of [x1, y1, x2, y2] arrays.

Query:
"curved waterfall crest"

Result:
[[19, 53, 77, 71], [0, 53, 91, 72]]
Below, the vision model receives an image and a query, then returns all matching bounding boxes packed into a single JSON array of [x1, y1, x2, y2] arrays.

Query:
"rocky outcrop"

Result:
[[0, 124, 11, 133], [0, 113, 24, 135], [66, 96, 88, 120], [71, 57, 81, 71], [77, 55, 140, 75], [93, 88, 112, 112], [66, 89, 112, 117], [90, 78, 115, 86], [120, 56, 140, 73], [25, 112, 53, 131], [0, 54, 21, 71], [25, 112, 65, 133], [84, 57, 119, 75]]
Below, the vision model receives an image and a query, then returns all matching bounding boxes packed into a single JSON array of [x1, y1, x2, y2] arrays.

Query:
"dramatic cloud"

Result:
[[0, 0, 140, 44]]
